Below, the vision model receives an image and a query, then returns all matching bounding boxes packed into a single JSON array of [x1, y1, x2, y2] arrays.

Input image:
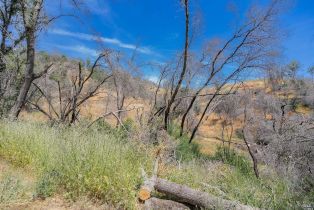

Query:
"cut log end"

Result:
[[139, 188, 151, 201]]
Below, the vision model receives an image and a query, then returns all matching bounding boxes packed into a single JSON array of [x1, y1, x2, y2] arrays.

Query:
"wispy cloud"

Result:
[[55, 44, 99, 57], [50, 28, 154, 55]]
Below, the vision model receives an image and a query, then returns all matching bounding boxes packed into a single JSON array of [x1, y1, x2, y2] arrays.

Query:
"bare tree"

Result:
[[235, 82, 314, 183], [6, 0, 80, 119], [214, 94, 242, 148], [285, 60, 300, 81], [185, 0, 282, 142], [8, 0, 51, 119], [28, 52, 112, 124], [163, 0, 190, 130], [242, 101, 260, 179], [103, 51, 144, 126]]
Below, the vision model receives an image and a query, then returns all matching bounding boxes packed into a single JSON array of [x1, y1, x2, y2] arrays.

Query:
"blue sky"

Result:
[[38, 0, 314, 79]]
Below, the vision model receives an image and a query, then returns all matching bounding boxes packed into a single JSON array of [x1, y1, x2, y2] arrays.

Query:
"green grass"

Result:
[[175, 136, 205, 161], [210, 146, 253, 175], [165, 123, 310, 209], [168, 123, 206, 161], [162, 158, 303, 209], [0, 121, 152, 209], [0, 120, 311, 209]]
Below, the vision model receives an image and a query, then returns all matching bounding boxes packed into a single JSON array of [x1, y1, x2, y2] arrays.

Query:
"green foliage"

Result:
[[0, 121, 152, 209], [210, 146, 252, 175], [167, 123, 181, 138], [167, 123, 204, 161], [0, 121, 311, 209], [123, 118, 135, 132], [301, 176, 314, 204], [163, 159, 305, 209], [164, 143, 309, 209], [176, 137, 203, 161], [94, 118, 114, 131], [92, 119, 129, 140]]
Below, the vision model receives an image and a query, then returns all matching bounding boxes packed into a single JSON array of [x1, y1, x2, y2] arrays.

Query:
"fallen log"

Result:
[[154, 178, 258, 210], [144, 197, 190, 210], [139, 157, 258, 210]]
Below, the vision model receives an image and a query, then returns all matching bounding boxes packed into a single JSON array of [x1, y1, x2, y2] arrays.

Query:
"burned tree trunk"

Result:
[[164, 0, 189, 130]]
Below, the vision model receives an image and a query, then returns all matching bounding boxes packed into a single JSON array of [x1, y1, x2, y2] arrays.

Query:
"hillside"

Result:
[[1, 0, 314, 209]]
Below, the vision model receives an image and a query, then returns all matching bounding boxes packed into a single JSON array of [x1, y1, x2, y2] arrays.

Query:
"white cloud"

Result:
[[50, 28, 154, 55], [56, 45, 99, 57], [146, 75, 159, 84]]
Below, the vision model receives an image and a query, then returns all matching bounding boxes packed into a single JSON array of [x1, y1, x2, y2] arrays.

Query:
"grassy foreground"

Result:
[[0, 121, 153, 209], [0, 121, 311, 209]]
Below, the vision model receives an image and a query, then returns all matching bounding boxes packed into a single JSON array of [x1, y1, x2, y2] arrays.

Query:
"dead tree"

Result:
[[187, 0, 282, 142], [164, 0, 190, 130], [150, 64, 168, 117], [7, 0, 79, 119], [9, 0, 50, 119], [214, 94, 241, 148], [242, 103, 260, 179], [28, 53, 112, 124]]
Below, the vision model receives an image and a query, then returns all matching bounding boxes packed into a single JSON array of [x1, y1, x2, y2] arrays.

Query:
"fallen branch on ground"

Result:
[[139, 157, 259, 210], [153, 177, 258, 210]]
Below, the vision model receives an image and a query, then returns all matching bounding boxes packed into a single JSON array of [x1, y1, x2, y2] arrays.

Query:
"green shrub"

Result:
[[210, 146, 252, 175], [175, 137, 203, 161], [167, 123, 181, 138], [94, 119, 114, 132], [167, 123, 205, 161], [123, 118, 135, 132]]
